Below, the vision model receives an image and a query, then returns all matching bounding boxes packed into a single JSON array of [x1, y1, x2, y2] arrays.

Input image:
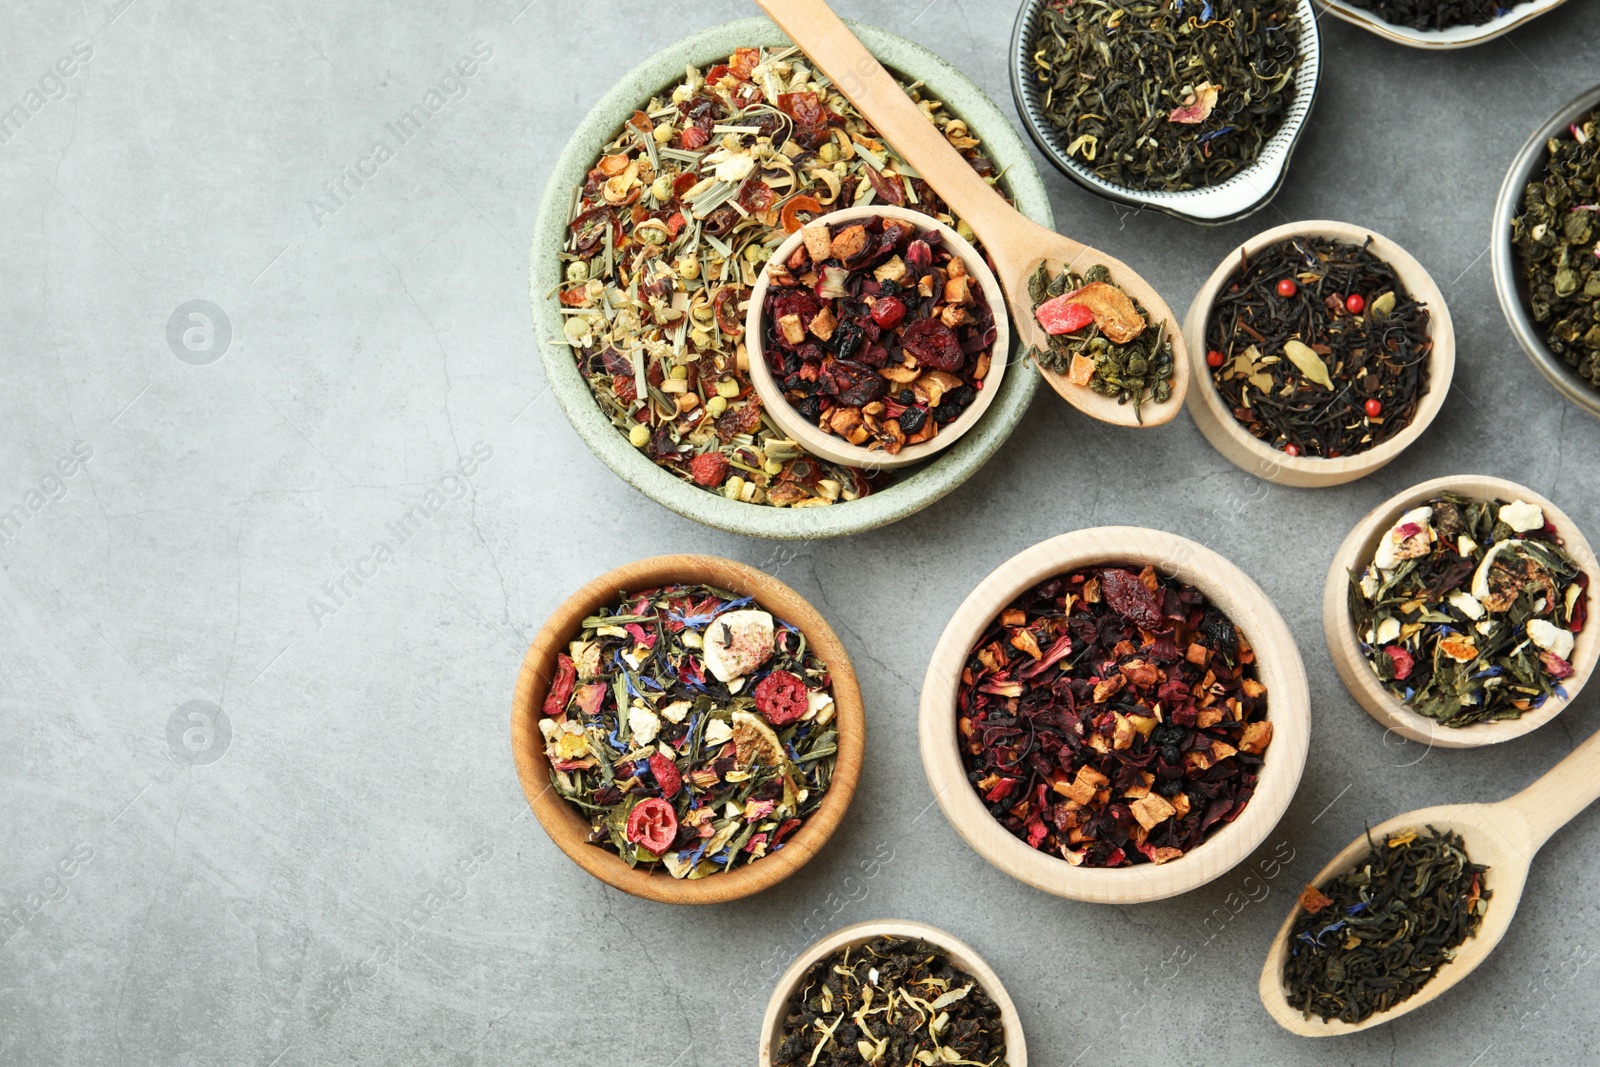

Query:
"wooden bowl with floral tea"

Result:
[[919, 527, 1310, 904], [1181, 220, 1455, 488], [746, 205, 1009, 470], [512, 554, 864, 904], [758, 918, 1027, 1067], [1324, 475, 1599, 749]]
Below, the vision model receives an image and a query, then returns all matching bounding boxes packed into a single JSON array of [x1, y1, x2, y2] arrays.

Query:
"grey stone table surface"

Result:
[[3, 0, 1599, 1064]]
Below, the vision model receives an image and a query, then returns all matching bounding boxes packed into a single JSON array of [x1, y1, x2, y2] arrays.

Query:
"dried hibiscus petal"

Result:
[[819, 359, 886, 406], [901, 318, 965, 372], [1100, 568, 1164, 629], [542, 654, 576, 718]]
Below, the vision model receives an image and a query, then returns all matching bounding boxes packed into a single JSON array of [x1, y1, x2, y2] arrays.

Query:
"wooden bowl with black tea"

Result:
[[758, 918, 1027, 1066], [919, 527, 1310, 904], [1324, 475, 1599, 749], [1182, 220, 1455, 487], [511, 554, 865, 904]]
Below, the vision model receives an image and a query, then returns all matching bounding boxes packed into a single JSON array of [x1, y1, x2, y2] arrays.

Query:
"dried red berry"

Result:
[[870, 296, 907, 329], [1276, 278, 1297, 298], [1384, 645, 1415, 681], [1345, 293, 1366, 314], [649, 753, 682, 799], [625, 798, 678, 854], [1099, 568, 1163, 629], [1364, 398, 1383, 418], [754, 669, 809, 726], [901, 318, 965, 372], [689, 452, 730, 487], [1206, 349, 1225, 368], [679, 125, 709, 150], [542, 653, 576, 718]]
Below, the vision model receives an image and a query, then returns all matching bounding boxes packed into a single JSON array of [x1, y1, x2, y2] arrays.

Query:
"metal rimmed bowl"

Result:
[[919, 527, 1311, 904], [531, 17, 1052, 540], [1009, 0, 1322, 225], [1491, 81, 1600, 420], [1321, 0, 1568, 48]]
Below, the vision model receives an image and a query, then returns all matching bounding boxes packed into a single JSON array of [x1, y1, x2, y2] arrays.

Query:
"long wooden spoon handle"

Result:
[[753, 0, 1031, 246], [1499, 723, 1600, 850]]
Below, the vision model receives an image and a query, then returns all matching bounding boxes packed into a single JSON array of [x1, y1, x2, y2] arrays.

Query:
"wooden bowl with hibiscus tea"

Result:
[[919, 528, 1310, 904], [1324, 475, 1598, 749], [758, 919, 1027, 1067], [1181, 219, 1455, 487], [746, 205, 1009, 470], [512, 554, 864, 904]]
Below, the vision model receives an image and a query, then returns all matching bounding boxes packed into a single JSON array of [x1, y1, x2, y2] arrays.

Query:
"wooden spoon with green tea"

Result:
[[753, 0, 1191, 429], [1259, 724, 1600, 1035]]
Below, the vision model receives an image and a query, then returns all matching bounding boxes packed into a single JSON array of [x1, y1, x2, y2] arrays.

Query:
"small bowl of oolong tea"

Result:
[[511, 554, 865, 904], [1494, 84, 1600, 419], [746, 205, 1009, 471], [1324, 475, 1599, 749], [919, 527, 1310, 904], [1010, 0, 1323, 224], [759, 919, 1026, 1066], [1182, 220, 1455, 487]]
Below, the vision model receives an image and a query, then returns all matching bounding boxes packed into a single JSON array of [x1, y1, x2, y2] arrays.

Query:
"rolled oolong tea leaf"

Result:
[[1512, 110, 1600, 394], [1027, 263, 1176, 422], [1205, 234, 1432, 458], [1348, 494, 1589, 727], [1284, 826, 1490, 1024], [956, 564, 1272, 868], [1343, 0, 1535, 30], [539, 583, 839, 878], [1027, 0, 1301, 192], [773, 936, 1009, 1067], [557, 45, 1010, 509]]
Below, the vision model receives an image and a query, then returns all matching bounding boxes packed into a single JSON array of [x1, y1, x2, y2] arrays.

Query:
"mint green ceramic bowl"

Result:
[[530, 17, 1053, 540]]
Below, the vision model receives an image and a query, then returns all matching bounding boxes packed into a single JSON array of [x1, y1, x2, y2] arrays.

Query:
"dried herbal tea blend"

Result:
[[558, 46, 1006, 508], [957, 565, 1271, 868], [539, 583, 837, 878], [1027, 0, 1301, 192], [761, 214, 997, 454], [1343, 0, 1533, 31], [1205, 235, 1432, 458], [773, 936, 1009, 1067], [1512, 110, 1600, 393], [1285, 826, 1489, 1024], [1028, 264, 1176, 422], [1349, 495, 1588, 728]]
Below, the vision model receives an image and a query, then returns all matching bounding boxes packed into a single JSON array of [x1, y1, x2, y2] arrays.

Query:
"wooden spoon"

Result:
[[1259, 725, 1600, 1035], [753, 0, 1190, 428]]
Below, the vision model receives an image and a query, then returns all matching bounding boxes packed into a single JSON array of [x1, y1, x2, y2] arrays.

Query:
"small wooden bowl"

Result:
[[746, 205, 1010, 471], [757, 919, 1027, 1066], [1182, 220, 1456, 488], [1324, 475, 1600, 749], [511, 554, 865, 904], [919, 527, 1311, 904]]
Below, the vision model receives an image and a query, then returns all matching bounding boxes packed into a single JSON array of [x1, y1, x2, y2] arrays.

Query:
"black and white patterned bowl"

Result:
[[1009, 0, 1322, 226]]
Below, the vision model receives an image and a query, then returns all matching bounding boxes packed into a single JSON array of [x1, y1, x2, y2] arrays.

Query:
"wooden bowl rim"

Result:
[[745, 204, 1011, 470], [511, 553, 865, 904], [757, 918, 1028, 1066], [1181, 219, 1456, 488], [1322, 474, 1600, 749], [918, 527, 1311, 904]]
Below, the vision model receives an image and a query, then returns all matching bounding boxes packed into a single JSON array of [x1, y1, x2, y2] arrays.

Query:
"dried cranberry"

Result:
[[1100, 569, 1164, 629], [871, 296, 907, 329], [819, 360, 886, 406], [625, 798, 678, 854], [754, 669, 809, 726], [901, 318, 964, 372], [648, 753, 682, 799]]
